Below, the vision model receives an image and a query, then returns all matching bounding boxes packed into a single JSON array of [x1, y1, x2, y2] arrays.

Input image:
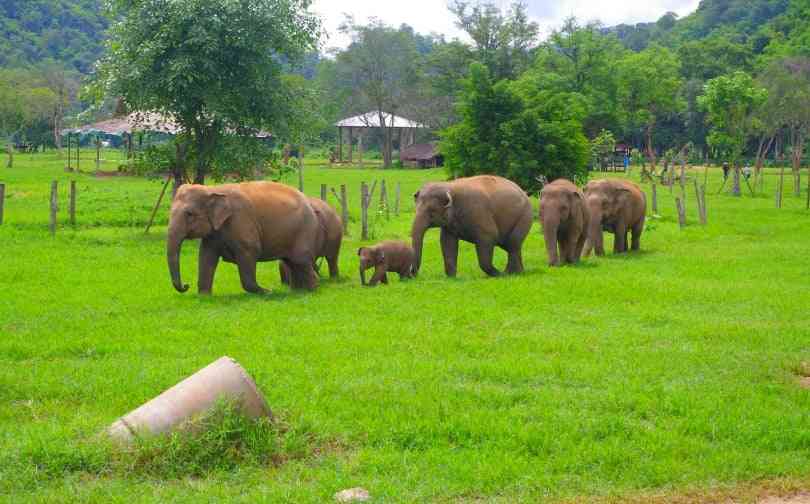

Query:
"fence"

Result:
[[0, 177, 406, 240]]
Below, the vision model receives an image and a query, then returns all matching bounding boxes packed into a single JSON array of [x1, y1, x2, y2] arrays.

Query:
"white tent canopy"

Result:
[[335, 112, 425, 129]]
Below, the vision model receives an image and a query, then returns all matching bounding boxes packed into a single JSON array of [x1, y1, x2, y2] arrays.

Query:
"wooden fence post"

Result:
[[320, 184, 327, 202], [361, 182, 369, 240], [297, 145, 304, 192], [0, 183, 5, 225], [5, 144, 11, 169], [49, 181, 58, 235], [145, 176, 171, 234], [675, 196, 686, 228], [340, 184, 348, 234], [699, 186, 708, 226], [395, 182, 401, 217], [776, 166, 785, 208], [651, 179, 658, 215], [95, 136, 101, 171], [380, 180, 389, 220], [69, 180, 76, 226]]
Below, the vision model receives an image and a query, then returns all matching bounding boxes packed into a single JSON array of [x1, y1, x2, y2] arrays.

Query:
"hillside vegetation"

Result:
[[0, 0, 108, 73]]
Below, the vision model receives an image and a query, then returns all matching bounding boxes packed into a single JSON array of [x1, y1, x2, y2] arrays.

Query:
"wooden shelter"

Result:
[[400, 143, 443, 168], [335, 112, 426, 164]]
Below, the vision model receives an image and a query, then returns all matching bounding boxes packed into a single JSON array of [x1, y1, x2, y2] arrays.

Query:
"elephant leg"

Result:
[[506, 212, 531, 273], [563, 232, 579, 264], [440, 228, 459, 278], [198, 240, 221, 295], [557, 236, 570, 265], [381, 273, 389, 284], [594, 231, 605, 256], [631, 217, 644, 251], [367, 265, 388, 286], [505, 248, 524, 274], [327, 254, 340, 279], [279, 261, 292, 286], [574, 232, 587, 263], [613, 222, 628, 254], [289, 261, 319, 291], [236, 256, 267, 294], [475, 241, 500, 277]]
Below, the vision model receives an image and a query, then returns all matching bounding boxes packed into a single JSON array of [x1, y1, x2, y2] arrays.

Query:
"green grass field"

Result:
[[1, 149, 809, 503]]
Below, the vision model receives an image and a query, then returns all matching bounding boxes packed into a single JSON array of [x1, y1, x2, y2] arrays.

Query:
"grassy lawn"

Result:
[[1, 149, 809, 502]]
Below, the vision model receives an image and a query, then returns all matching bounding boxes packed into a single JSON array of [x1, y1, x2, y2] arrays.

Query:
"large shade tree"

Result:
[[698, 71, 768, 196], [618, 45, 683, 176], [96, 0, 320, 185]]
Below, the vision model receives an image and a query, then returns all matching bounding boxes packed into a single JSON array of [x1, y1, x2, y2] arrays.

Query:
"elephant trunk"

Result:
[[543, 217, 560, 266], [359, 265, 367, 286], [410, 211, 430, 275], [167, 219, 190, 293]]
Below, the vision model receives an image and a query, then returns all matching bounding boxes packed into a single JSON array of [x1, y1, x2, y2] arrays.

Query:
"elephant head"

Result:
[[167, 185, 232, 293], [584, 181, 629, 254], [540, 183, 582, 266], [411, 183, 453, 274], [357, 247, 384, 286]]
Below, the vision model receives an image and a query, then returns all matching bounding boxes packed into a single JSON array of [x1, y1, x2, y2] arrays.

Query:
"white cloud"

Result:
[[310, 0, 702, 50]]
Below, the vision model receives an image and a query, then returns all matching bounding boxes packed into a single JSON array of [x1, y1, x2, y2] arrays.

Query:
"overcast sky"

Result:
[[311, 0, 701, 50]]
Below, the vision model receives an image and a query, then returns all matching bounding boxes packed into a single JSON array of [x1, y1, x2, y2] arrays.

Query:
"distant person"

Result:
[[743, 165, 752, 180], [623, 153, 630, 171], [722, 162, 730, 180]]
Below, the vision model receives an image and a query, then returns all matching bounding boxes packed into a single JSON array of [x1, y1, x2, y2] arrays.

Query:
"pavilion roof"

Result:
[[65, 112, 271, 138], [335, 112, 425, 129]]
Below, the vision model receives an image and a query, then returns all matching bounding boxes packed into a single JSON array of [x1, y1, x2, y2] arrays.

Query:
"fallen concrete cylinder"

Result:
[[108, 356, 272, 443]]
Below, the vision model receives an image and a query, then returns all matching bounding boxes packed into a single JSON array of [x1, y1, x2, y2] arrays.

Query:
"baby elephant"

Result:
[[358, 241, 415, 286]]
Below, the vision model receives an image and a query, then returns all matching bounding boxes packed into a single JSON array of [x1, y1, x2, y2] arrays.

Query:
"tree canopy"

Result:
[[95, 0, 320, 183]]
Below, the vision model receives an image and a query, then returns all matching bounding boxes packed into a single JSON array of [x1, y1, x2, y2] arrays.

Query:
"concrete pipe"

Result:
[[108, 356, 272, 443]]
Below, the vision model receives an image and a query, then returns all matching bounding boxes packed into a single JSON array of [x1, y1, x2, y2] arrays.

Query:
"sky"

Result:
[[311, 0, 702, 50]]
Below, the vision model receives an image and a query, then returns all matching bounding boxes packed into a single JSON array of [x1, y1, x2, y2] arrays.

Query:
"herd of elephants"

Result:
[[166, 175, 647, 294]]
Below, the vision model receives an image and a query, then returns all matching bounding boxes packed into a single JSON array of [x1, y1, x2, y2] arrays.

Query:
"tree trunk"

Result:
[[792, 134, 804, 198], [645, 124, 657, 177], [754, 135, 775, 194]]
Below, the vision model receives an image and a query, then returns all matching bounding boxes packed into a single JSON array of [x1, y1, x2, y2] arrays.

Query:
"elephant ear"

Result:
[[209, 193, 232, 231]]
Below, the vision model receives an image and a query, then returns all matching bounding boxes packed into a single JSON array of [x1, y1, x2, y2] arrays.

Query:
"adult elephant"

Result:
[[411, 175, 533, 277], [540, 178, 589, 266], [279, 197, 342, 284], [167, 182, 321, 295], [583, 178, 646, 256]]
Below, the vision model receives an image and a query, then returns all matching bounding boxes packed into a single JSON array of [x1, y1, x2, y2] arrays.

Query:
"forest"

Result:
[[1, 0, 809, 191]]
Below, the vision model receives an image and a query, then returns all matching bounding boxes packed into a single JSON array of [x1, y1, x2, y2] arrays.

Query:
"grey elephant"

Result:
[[583, 178, 646, 256], [167, 182, 321, 295], [411, 175, 533, 277], [540, 178, 589, 266], [280, 197, 342, 284]]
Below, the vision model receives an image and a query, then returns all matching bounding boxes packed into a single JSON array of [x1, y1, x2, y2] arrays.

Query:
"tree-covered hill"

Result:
[[608, 0, 790, 52], [0, 0, 108, 73]]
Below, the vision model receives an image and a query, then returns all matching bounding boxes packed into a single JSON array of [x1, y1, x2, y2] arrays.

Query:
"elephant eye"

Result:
[[185, 210, 194, 218]]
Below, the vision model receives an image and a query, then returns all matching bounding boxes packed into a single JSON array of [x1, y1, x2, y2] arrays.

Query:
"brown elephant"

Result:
[[279, 197, 342, 284], [411, 175, 533, 277], [167, 182, 321, 295], [540, 178, 589, 266], [583, 178, 646, 256], [358, 241, 415, 286]]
